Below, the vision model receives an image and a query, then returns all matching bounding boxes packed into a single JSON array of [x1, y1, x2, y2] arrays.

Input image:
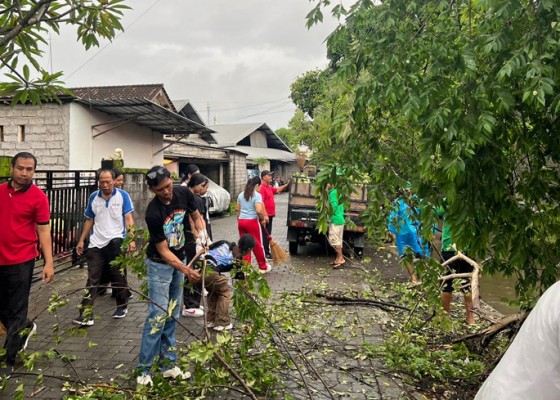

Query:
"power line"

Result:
[[66, 0, 162, 80], [202, 97, 290, 112], [220, 101, 293, 124]]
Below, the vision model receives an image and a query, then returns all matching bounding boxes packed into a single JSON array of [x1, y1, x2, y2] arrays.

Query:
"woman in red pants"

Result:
[[236, 176, 271, 274]]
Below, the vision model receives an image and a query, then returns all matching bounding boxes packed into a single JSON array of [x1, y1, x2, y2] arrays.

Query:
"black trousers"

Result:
[[81, 239, 128, 313], [183, 235, 201, 309], [99, 263, 131, 298], [0, 259, 34, 365], [261, 216, 274, 255]]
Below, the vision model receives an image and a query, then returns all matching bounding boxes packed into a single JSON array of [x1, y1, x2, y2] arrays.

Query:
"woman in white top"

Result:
[[236, 176, 271, 274]]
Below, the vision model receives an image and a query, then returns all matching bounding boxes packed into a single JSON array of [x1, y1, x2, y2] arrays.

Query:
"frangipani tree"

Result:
[[0, 0, 130, 104]]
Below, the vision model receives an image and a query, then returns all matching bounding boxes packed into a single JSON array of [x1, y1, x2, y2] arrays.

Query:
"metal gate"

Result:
[[1, 170, 98, 279]]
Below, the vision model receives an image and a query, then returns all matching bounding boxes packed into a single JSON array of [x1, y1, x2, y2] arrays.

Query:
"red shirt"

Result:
[[0, 181, 50, 265], [259, 182, 278, 217]]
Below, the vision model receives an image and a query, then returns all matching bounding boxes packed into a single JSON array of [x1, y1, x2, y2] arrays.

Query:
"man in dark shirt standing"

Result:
[[136, 166, 205, 386], [0, 152, 54, 378]]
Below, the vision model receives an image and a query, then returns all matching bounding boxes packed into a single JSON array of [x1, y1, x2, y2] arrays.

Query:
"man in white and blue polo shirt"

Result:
[[73, 169, 136, 326]]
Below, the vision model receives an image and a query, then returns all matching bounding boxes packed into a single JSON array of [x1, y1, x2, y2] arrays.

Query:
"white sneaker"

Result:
[[162, 366, 191, 379], [136, 374, 153, 386], [259, 264, 272, 274], [206, 321, 215, 328], [213, 323, 233, 332], [73, 316, 94, 326], [182, 307, 204, 318]]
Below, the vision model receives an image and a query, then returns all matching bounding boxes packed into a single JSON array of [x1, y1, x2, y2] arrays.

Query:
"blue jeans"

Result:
[[137, 258, 184, 374]]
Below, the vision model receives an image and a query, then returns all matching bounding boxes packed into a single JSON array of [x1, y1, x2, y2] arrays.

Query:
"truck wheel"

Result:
[[354, 247, 364, 258], [289, 241, 299, 255]]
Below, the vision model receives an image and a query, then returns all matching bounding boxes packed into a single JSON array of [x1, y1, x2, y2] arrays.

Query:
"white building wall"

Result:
[[249, 130, 268, 148], [68, 103, 163, 170], [0, 103, 70, 169]]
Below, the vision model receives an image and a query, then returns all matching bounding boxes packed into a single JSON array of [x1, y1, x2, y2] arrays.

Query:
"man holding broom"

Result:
[[259, 170, 290, 260]]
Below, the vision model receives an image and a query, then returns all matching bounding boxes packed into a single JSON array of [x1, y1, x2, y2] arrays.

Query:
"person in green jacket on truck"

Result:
[[327, 184, 346, 268]]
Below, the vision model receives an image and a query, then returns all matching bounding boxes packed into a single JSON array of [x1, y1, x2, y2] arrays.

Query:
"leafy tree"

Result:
[[275, 126, 296, 150], [307, 0, 560, 298], [289, 69, 328, 118], [0, 0, 130, 104], [276, 108, 316, 151], [288, 108, 315, 146]]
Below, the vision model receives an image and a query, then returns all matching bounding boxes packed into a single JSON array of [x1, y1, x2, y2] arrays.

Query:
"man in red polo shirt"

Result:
[[259, 170, 290, 259], [0, 152, 54, 378]]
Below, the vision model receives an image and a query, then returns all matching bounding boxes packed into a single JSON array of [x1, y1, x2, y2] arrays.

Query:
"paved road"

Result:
[[1, 192, 415, 399]]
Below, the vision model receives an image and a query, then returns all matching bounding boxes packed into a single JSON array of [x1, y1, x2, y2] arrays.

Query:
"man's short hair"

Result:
[[98, 169, 115, 179], [12, 152, 37, 168], [260, 170, 274, 178], [146, 166, 171, 187]]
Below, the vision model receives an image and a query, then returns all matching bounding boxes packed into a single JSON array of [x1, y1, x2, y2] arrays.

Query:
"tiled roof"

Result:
[[69, 84, 213, 135], [71, 84, 176, 112]]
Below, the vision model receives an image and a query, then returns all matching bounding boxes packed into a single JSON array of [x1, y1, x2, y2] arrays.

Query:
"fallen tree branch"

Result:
[[439, 252, 481, 309], [239, 286, 325, 400], [452, 311, 529, 346], [303, 299, 393, 312], [313, 293, 411, 311]]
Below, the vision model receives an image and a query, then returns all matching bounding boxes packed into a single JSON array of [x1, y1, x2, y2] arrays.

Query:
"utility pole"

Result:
[[207, 103, 210, 125], [48, 33, 53, 74]]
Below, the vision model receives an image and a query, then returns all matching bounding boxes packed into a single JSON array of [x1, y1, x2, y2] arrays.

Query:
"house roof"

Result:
[[71, 84, 214, 136], [173, 99, 203, 123], [72, 84, 177, 110], [228, 145, 296, 163], [172, 99, 216, 144], [209, 123, 292, 152]]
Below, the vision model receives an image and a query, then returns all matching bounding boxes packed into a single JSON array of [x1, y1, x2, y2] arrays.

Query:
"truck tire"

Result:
[[354, 246, 364, 258], [289, 241, 299, 255]]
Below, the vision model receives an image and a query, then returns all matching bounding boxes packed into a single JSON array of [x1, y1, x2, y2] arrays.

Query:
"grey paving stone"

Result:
[[0, 193, 420, 399]]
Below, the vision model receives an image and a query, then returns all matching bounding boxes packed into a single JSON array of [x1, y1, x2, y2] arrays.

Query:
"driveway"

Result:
[[2, 192, 417, 399]]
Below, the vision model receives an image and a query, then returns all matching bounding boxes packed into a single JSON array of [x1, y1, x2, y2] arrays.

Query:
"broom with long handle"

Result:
[[263, 226, 289, 265]]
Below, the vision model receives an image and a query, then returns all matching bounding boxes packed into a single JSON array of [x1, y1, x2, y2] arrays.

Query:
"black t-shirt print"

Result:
[[145, 186, 197, 262]]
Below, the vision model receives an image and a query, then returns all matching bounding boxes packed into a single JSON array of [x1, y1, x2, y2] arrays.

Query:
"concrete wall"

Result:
[[0, 102, 164, 170], [69, 103, 162, 170], [164, 141, 232, 189], [122, 172, 152, 229], [165, 142, 228, 163], [0, 103, 70, 169], [272, 163, 300, 181], [228, 151, 248, 200]]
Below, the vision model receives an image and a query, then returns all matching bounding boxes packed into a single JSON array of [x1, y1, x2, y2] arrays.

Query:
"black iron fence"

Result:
[[1, 170, 98, 280]]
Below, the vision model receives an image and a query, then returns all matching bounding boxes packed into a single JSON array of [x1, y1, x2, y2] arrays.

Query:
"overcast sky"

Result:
[[48, 0, 343, 130]]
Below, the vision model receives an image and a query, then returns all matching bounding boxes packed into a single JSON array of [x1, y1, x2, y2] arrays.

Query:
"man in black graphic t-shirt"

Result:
[[136, 166, 206, 386]]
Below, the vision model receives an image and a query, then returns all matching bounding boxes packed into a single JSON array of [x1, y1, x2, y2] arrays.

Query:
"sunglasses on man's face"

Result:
[[147, 167, 168, 180]]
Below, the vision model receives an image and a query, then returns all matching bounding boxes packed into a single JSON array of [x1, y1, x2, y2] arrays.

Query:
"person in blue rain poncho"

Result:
[[387, 185, 428, 283]]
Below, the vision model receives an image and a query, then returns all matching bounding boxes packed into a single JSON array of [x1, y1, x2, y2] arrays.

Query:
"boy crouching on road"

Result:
[[188, 234, 255, 332]]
